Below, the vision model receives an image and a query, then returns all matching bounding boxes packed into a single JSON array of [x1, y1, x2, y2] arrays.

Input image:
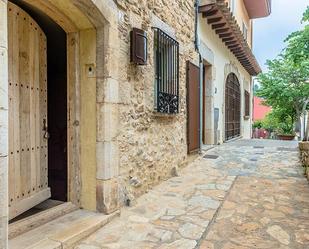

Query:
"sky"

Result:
[[253, 0, 308, 72]]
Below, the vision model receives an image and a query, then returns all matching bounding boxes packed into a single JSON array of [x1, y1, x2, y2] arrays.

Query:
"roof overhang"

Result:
[[199, 0, 261, 76], [244, 0, 272, 19]]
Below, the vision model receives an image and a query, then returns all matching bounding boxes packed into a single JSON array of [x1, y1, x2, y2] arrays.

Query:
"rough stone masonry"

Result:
[[114, 0, 199, 204]]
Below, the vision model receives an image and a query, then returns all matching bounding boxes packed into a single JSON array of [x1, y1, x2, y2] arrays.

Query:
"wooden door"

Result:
[[186, 61, 200, 153], [225, 73, 241, 141], [8, 2, 50, 220], [202, 65, 206, 145]]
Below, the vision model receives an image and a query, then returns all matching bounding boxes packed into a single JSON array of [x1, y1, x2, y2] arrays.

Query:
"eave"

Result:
[[244, 0, 272, 19], [199, 1, 261, 76]]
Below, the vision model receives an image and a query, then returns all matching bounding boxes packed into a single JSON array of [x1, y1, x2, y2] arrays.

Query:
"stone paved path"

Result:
[[76, 139, 309, 249]]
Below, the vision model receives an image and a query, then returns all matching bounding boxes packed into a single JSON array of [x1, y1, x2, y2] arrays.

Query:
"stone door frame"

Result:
[[0, 0, 121, 246]]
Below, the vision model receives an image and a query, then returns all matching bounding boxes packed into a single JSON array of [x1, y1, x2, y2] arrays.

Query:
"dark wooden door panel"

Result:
[[187, 61, 200, 153]]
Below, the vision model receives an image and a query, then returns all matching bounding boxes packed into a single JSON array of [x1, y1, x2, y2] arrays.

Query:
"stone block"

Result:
[[0, 108, 8, 156], [0, 0, 7, 49], [0, 216, 7, 249], [0, 157, 8, 216], [204, 129, 215, 145], [96, 103, 119, 142], [299, 141, 309, 150], [92, 0, 118, 27], [103, 46, 119, 80], [25, 239, 61, 249], [95, 78, 104, 103], [103, 26, 119, 51], [96, 27, 119, 80], [96, 178, 119, 214], [151, 14, 176, 38], [204, 101, 214, 123], [103, 77, 119, 104], [96, 141, 119, 180]]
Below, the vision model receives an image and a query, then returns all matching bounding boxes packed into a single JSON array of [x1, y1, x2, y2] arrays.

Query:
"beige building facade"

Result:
[[199, 0, 270, 144], [0, 0, 270, 247]]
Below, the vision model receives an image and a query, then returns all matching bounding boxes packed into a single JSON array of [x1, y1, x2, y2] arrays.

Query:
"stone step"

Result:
[[9, 209, 120, 249], [9, 201, 78, 239]]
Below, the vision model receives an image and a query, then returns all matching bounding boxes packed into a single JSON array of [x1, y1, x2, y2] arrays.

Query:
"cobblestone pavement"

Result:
[[76, 139, 309, 249]]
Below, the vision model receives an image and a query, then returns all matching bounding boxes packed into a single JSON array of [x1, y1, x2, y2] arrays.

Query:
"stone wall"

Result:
[[299, 142, 309, 181], [114, 0, 199, 203]]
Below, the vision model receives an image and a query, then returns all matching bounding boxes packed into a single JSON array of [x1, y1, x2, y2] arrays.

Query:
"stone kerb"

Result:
[[299, 141, 309, 180]]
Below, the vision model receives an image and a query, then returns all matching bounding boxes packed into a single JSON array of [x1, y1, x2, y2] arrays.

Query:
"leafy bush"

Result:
[[253, 108, 295, 135], [276, 121, 295, 135], [260, 112, 279, 132], [253, 120, 263, 129]]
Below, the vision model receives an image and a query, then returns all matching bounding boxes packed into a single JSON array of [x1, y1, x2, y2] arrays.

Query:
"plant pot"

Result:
[[277, 134, 295, 140]]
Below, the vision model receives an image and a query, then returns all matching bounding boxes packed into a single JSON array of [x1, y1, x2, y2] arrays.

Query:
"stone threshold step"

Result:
[[9, 202, 78, 239], [9, 209, 120, 249]]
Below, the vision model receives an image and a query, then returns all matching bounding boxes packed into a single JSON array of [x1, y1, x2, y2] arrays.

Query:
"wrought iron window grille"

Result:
[[245, 90, 250, 117], [153, 27, 179, 114]]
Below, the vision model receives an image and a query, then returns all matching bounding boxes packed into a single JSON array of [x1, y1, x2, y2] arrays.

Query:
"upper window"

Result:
[[229, 0, 236, 14], [245, 90, 250, 117], [242, 22, 248, 41], [153, 28, 179, 114]]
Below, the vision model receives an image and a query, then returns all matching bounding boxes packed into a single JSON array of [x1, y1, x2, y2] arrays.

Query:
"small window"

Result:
[[153, 28, 179, 114], [229, 0, 236, 14], [245, 90, 250, 117], [242, 22, 248, 41]]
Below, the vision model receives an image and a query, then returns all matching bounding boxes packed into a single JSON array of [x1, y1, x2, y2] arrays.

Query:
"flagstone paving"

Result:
[[76, 139, 309, 249], [199, 176, 309, 249]]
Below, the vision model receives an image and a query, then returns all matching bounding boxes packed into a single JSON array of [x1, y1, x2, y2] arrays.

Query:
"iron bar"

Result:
[[153, 28, 179, 114]]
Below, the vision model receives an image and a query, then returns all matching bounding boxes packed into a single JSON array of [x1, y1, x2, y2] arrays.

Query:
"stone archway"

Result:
[[0, 0, 121, 245]]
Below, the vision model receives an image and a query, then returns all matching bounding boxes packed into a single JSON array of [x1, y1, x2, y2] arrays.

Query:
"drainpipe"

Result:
[[195, 0, 203, 153], [194, 0, 200, 51], [199, 55, 203, 153]]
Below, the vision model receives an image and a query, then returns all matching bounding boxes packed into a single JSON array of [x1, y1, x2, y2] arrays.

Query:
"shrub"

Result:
[[253, 120, 263, 129]]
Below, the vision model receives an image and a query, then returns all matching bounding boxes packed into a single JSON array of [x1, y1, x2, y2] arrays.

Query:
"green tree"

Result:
[[257, 6, 309, 139]]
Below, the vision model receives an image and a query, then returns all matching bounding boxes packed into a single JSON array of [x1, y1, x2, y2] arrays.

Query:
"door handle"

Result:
[[43, 118, 50, 140]]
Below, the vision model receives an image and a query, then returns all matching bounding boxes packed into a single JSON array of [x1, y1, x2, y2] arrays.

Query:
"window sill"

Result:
[[152, 110, 178, 118]]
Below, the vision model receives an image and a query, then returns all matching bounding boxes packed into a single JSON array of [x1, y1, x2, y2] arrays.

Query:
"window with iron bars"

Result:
[[245, 90, 250, 117], [242, 22, 248, 41], [153, 28, 179, 114]]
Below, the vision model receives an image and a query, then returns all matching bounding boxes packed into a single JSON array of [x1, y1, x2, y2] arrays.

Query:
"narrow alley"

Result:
[[65, 139, 308, 249]]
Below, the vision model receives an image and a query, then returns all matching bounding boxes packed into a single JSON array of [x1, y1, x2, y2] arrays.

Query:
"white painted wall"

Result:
[[198, 13, 252, 143]]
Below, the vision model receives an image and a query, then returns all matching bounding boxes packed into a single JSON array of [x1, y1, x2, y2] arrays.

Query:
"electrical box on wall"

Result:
[[130, 28, 147, 65]]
